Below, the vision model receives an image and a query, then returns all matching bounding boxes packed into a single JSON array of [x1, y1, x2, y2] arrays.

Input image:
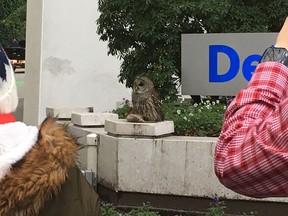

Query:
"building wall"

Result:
[[24, 0, 131, 125]]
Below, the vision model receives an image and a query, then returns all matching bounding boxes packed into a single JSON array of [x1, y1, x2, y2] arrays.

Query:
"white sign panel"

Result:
[[181, 33, 277, 96]]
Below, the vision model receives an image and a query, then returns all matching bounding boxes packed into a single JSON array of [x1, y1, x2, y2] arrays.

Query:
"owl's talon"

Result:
[[126, 114, 145, 123]]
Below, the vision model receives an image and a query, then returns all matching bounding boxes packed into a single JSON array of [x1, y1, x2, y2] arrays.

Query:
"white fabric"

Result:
[[0, 63, 18, 113], [0, 122, 38, 181]]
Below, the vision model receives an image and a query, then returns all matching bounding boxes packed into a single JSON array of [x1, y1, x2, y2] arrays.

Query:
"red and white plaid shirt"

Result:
[[214, 62, 288, 198]]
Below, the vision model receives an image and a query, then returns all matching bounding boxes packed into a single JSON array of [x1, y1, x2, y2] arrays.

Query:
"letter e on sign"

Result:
[[242, 54, 261, 81], [209, 45, 240, 83]]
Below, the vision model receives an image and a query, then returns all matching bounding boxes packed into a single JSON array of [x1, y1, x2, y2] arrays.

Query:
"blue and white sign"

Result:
[[181, 33, 277, 96]]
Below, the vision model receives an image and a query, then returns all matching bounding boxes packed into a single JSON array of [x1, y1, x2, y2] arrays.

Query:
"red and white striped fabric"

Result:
[[214, 62, 288, 198]]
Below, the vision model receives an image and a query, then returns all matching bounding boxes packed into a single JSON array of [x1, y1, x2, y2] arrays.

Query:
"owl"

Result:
[[126, 76, 164, 122]]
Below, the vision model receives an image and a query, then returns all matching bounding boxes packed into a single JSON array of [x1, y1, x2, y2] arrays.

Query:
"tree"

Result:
[[0, 0, 27, 47], [192, 0, 288, 33], [97, 0, 288, 100], [97, 0, 202, 100]]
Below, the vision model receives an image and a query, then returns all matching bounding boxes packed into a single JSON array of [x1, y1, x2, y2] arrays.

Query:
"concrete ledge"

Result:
[[104, 119, 174, 137], [71, 113, 118, 126], [46, 107, 93, 119], [68, 124, 106, 140], [98, 134, 288, 204]]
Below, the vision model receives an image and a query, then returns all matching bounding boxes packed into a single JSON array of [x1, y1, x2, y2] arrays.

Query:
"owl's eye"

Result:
[[139, 82, 144, 86]]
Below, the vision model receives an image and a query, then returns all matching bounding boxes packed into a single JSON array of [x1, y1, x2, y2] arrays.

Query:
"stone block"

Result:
[[105, 119, 174, 137], [71, 113, 119, 126], [68, 124, 106, 139], [78, 133, 98, 175], [46, 107, 93, 119], [98, 134, 288, 204], [98, 134, 118, 190]]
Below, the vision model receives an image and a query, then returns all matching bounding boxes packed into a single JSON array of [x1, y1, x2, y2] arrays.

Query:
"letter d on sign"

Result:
[[209, 45, 240, 82]]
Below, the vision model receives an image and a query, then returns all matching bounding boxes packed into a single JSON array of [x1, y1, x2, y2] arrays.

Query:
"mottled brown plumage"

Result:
[[0, 117, 78, 216], [126, 76, 164, 122]]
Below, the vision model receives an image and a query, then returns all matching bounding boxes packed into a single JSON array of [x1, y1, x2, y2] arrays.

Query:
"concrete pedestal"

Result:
[[71, 113, 118, 126], [104, 119, 174, 137]]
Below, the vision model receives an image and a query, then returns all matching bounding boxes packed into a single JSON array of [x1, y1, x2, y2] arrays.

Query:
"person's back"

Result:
[[214, 17, 288, 198]]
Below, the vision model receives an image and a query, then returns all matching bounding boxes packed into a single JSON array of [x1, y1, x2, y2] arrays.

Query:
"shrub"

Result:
[[206, 195, 257, 216], [125, 204, 160, 216], [101, 203, 160, 216], [163, 99, 226, 137], [101, 200, 257, 216], [205, 195, 226, 216], [112, 98, 131, 119], [101, 203, 119, 216]]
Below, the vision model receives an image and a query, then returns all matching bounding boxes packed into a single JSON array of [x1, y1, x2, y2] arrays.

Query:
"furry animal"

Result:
[[126, 76, 164, 122], [0, 117, 78, 216]]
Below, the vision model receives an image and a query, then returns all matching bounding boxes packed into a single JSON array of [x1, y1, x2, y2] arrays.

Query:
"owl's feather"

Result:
[[126, 76, 164, 122]]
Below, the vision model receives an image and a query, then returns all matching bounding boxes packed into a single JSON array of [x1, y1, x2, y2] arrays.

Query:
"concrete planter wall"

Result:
[[51, 109, 288, 215], [98, 135, 219, 196], [97, 134, 288, 203]]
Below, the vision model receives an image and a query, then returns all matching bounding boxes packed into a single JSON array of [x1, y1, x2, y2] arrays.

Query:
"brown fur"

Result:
[[0, 117, 79, 216]]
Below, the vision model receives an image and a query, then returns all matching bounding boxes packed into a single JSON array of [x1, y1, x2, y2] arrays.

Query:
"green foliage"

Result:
[[97, 0, 202, 100], [97, 0, 288, 100], [112, 104, 130, 119], [0, 0, 27, 46], [101, 203, 160, 216], [0, 0, 26, 20], [101, 203, 119, 216], [163, 100, 226, 137], [125, 204, 160, 216], [205, 201, 226, 216], [205, 196, 257, 216], [196, 0, 288, 33], [112, 98, 131, 119], [101, 200, 257, 216]]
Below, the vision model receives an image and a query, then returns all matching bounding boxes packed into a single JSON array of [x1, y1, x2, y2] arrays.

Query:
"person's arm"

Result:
[[214, 17, 288, 198]]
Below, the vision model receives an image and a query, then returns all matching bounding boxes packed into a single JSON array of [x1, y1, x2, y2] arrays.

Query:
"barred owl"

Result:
[[126, 76, 164, 122]]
